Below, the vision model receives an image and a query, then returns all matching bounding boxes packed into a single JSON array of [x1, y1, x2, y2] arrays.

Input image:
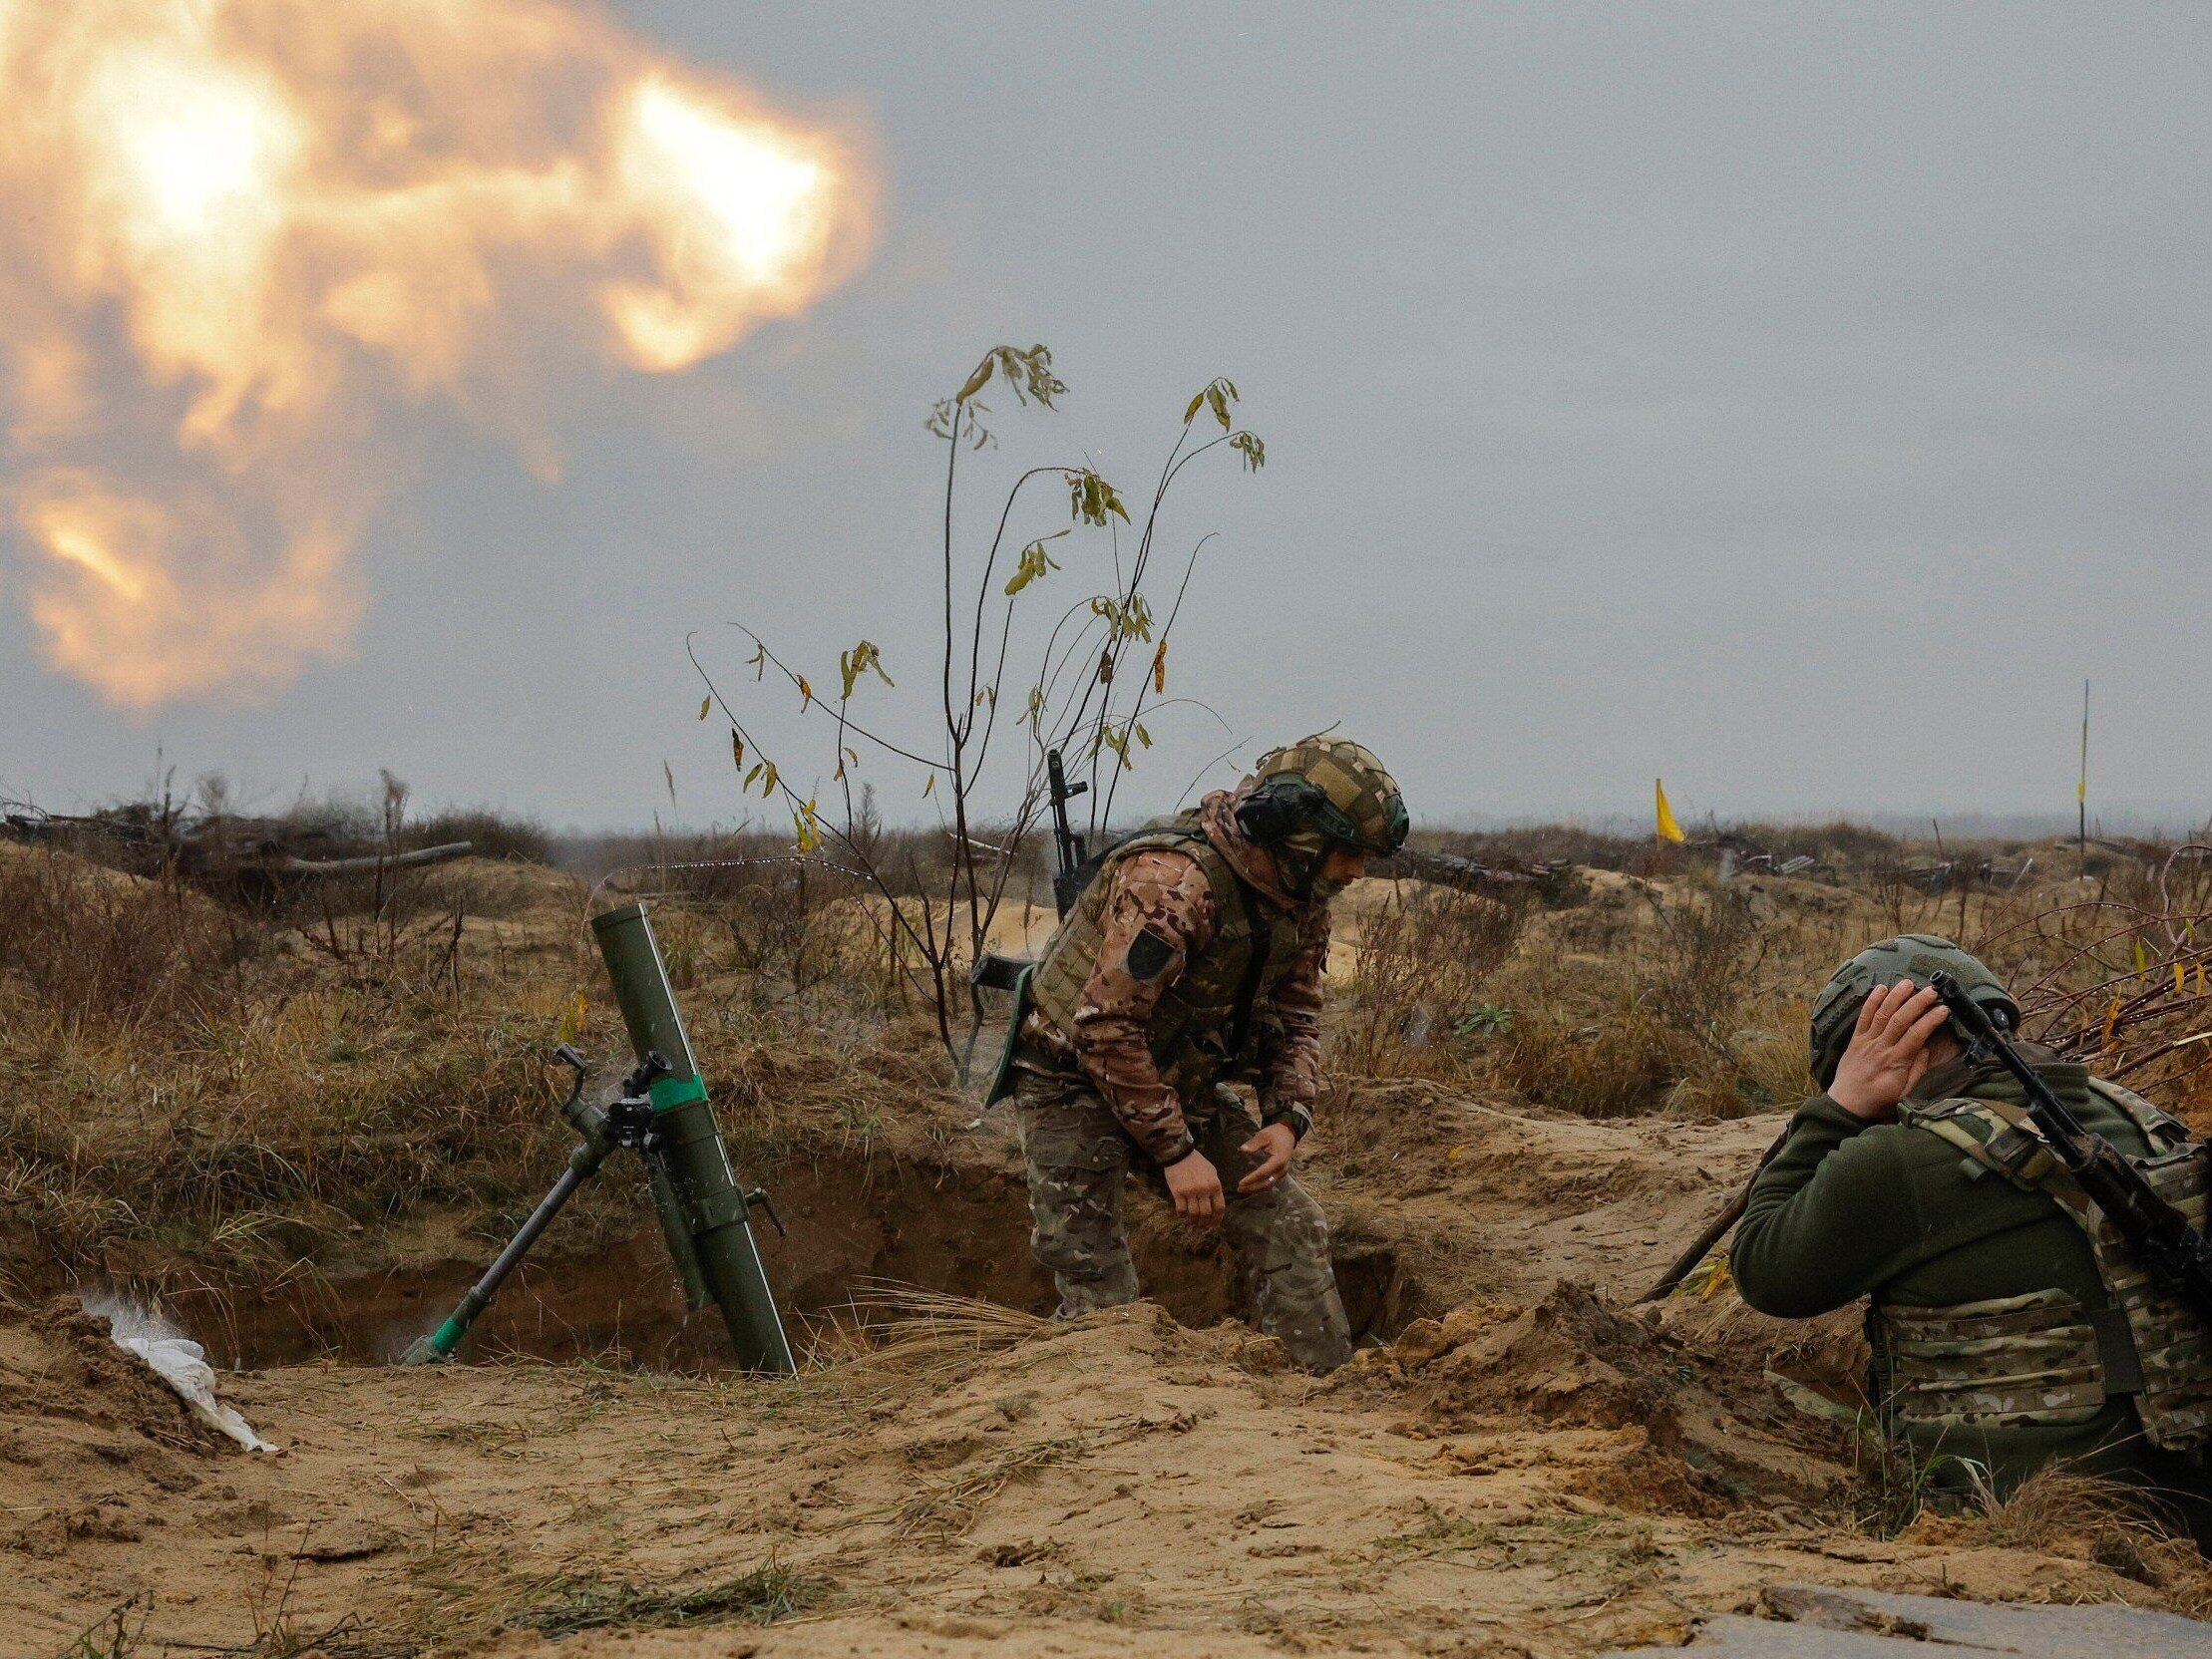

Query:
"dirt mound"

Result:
[[0, 1300, 235, 1569], [1340, 1280, 1850, 1522], [1393, 1281, 1681, 1437], [1298, 1080, 1782, 1318], [0, 1300, 218, 1452]]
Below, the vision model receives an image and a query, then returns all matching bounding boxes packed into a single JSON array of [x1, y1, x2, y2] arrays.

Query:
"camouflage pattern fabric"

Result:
[[1013, 1069, 1353, 1373], [1025, 802, 1327, 1166], [1877, 1289, 2108, 1432], [2052, 1138, 2212, 1451], [1246, 736, 1408, 856], [1894, 1085, 2212, 1452]]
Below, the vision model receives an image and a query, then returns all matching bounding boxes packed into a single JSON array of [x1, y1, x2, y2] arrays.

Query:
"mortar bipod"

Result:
[[400, 1045, 777, 1366]]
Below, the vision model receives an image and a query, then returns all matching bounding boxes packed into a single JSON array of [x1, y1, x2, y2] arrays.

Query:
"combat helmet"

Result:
[[1807, 934, 2020, 1088], [1235, 735, 1409, 857]]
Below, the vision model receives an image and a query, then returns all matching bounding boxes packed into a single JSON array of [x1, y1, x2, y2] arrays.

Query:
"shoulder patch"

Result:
[[1125, 926, 1176, 981]]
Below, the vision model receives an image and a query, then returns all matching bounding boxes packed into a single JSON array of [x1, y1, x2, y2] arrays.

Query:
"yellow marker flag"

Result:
[[1655, 779, 1686, 844]]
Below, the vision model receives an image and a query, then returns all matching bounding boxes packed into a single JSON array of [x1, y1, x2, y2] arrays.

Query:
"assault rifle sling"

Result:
[[1929, 970, 2212, 1327]]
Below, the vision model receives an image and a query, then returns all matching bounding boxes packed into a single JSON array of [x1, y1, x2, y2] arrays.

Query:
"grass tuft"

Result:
[[509, 1558, 824, 1635]]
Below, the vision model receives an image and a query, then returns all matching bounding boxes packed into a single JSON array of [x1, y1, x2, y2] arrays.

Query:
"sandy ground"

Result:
[[8, 855, 2208, 1654], [9, 1291, 2178, 1659], [8, 1101, 2198, 1658]]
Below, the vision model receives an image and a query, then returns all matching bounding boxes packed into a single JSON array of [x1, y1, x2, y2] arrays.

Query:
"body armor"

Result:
[[1876, 1078, 2212, 1452], [1026, 817, 1306, 1100]]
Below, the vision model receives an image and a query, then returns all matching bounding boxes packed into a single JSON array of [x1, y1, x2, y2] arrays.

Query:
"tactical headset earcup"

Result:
[[1236, 776, 1328, 844]]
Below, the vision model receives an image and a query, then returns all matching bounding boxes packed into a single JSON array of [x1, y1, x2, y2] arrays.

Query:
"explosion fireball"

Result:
[[0, 0, 873, 706]]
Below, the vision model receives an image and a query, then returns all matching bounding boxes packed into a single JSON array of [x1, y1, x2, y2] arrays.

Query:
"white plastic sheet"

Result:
[[85, 1294, 281, 1454], [117, 1333, 281, 1453]]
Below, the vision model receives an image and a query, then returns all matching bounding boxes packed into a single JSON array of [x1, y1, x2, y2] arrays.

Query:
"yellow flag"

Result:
[[1655, 779, 1686, 844]]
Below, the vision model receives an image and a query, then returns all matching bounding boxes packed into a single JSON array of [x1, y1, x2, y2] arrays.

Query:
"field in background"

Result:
[[7, 797, 2212, 1295], [6, 795, 2212, 1653]]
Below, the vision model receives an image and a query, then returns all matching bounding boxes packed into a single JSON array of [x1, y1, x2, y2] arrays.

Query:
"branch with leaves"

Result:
[[690, 344, 1264, 1073]]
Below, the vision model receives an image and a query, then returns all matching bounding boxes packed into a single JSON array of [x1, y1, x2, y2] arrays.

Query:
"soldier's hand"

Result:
[[1164, 1150, 1226, 1221], [1829, 978, 1952, 1121], [1237, 1124, 1296, 1193]]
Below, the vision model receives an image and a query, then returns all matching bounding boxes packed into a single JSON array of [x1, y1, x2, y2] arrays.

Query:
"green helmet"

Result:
[[1236, 736, 1409, 856], [1807, 934, 2020, 1089]]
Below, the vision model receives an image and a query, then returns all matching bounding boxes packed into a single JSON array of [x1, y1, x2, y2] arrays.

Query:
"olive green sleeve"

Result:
[[1730, 1097, 1927, 1319]]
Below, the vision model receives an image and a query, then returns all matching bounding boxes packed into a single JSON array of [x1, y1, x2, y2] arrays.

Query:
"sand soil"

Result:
[[10, 1100, 2203, 1658]]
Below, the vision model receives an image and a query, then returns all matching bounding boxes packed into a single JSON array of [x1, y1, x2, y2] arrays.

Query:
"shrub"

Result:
[[1333, 883, 1528, 1079], [0, 847, 258, 1033]]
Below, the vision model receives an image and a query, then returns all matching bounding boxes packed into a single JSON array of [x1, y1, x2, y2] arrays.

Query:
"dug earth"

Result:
[[10, 1100, 2209, 1656]]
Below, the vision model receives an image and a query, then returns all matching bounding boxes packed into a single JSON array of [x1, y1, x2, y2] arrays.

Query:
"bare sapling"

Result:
[[692, 344, 1266, 1074]]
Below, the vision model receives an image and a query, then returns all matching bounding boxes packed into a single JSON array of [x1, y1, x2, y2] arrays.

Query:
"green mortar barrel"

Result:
[[591, 900, 795, 1374]]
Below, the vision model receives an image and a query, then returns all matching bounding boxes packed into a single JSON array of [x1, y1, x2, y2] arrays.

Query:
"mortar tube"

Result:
[[400, 1137, 608, 1364], [591, 901, 795, 1373]]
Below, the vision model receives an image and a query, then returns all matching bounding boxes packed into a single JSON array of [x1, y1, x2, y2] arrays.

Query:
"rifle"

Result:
[[1929, 969, 2212, 1327], [1638, 1129, 1788, 1303], [971, 748, 1099, 995], [1045, 747, 1094, 920]]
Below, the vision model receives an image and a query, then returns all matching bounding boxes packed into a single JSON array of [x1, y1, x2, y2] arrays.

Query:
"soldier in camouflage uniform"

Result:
[[1003, 737, 1408, 1373], [1733, 936, 2212, 1538]]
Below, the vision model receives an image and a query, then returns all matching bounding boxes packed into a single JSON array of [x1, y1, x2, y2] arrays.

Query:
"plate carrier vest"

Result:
[[1025, 816, 1306, 1099], [1875, 1079, 2212, 1452]]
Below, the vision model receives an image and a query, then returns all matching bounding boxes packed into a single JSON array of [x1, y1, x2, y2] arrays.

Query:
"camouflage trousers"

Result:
[[1012, 1070, 1353, 1373]]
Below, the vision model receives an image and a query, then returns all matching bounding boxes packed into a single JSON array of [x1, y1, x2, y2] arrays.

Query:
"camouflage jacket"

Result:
[[1023, 791, 1329, 1165]]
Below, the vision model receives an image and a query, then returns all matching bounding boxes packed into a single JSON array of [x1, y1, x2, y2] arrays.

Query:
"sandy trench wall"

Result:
[[149, 1123, 1412, 1370]]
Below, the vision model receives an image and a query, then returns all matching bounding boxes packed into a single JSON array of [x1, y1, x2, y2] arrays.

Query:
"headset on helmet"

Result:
[[1233, 736, 1408, 857]]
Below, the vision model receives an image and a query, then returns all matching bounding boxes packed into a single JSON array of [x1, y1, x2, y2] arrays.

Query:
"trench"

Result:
[[141, 1141, 1415, 1372]]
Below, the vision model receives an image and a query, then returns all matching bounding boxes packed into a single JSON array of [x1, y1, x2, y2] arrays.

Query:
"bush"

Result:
[[1333, 883, 1528, 1079], [401, 808, 553, 864], [0, 847, 259, 1033]]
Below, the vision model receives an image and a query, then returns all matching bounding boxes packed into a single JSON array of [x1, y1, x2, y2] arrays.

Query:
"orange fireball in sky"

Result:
[[0, 0, 874, 707]]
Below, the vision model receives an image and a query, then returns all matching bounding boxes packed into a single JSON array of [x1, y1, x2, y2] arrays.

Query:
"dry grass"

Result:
[[0, 836, 963, 1294], [1332, 882, 1527, 1080], [827, 1285, 1050, 1386], [1956, 1463, 2212, 1615], [0, 846, 257, 1032], [888, 1433, 1095, 1539], [1829, 1429, 2212, 1610], [506, 1558, 825, 1635], [1400, 875, 1827, 1120]]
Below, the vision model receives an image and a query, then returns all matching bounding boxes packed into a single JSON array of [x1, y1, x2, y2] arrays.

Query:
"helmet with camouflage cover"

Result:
[[1807, 934, 2020, 1089], [1235, 735, 1409, 857]]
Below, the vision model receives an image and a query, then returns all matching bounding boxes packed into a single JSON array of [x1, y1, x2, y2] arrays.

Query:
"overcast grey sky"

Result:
[[7, 3, 2211, 831]]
